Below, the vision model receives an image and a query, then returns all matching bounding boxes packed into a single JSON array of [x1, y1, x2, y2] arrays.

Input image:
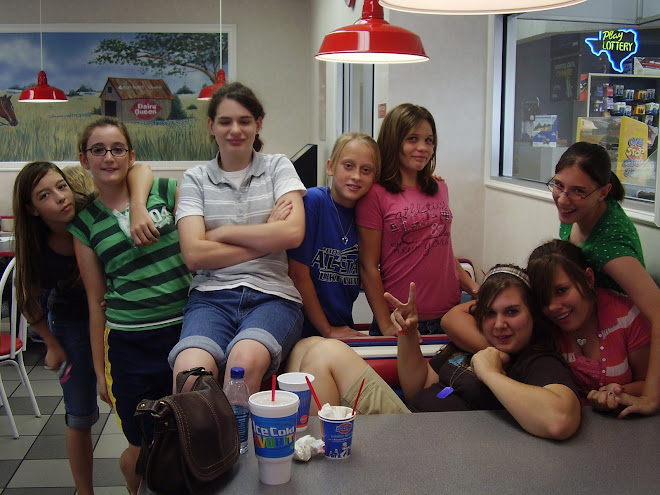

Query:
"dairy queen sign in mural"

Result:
[[100, 78, 171, 122]]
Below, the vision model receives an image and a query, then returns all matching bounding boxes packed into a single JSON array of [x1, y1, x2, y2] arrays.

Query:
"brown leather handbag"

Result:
[[135, 367, 240, 494]]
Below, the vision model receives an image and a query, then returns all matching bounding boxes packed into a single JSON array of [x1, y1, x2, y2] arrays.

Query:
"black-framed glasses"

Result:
[[546, 177, 601, 201], [85, 147, 131, 157]]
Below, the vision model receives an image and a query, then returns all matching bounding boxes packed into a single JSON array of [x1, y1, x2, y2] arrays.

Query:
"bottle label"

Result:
[[232, 406, 249, 443]]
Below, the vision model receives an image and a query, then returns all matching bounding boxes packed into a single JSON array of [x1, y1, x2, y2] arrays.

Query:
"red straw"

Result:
[[305, 375, 322, 410], [272, 374, 276, 402], [352, 378, 366, 415]]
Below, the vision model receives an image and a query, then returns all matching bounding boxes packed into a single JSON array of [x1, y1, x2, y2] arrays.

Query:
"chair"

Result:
[[0, 257, 41, 438]]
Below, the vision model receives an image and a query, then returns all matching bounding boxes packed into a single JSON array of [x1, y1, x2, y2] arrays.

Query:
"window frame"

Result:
[[488, 14, 660, 228]]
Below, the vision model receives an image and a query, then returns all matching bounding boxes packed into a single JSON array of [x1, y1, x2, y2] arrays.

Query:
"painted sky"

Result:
[[0, 32, 227, 93]]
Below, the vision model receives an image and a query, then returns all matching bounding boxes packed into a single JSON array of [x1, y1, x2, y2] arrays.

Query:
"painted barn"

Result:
[[99, 77, 174, 122]]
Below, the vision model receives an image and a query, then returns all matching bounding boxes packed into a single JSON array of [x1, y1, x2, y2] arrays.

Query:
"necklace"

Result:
[[328, 189, 354, 245], [437, 362, 470, 399], [576, 338, 587, 347]]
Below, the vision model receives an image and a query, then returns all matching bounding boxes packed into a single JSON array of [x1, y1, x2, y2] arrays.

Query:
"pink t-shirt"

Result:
[[558, 288, 650, 397], [355, 181, 460, 319]]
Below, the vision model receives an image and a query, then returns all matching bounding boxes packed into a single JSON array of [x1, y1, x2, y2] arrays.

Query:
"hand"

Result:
[[384, 282, 418, 334], [130, 204, 160, 246], [96, 374, 113, 407], [325, 326, 369, 339], [471, 347, 507, 381], [44, 343, 67, 371], [615, 392, 660, 419], [267, 198, 293, 223], [587, 383, 623, 412]]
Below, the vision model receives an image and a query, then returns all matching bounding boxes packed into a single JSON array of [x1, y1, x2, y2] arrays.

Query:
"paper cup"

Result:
[[248, 390, 299, 485], [277, 372, 314, 432], [318, 405, 356, 459]]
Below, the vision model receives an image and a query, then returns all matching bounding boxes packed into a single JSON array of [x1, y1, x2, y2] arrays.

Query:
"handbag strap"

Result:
[[175, 366, 213, 393]]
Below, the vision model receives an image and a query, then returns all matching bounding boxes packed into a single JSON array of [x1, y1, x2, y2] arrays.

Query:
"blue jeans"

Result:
[[369, 316, 445, 336], [169, 287, 303, 376], [49, 316, 99, 430]]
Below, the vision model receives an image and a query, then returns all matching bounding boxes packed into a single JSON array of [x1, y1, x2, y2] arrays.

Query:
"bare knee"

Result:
[[225, 340, 272, 393], [173, 348, 219, 393], [285, 337, 325, 372]]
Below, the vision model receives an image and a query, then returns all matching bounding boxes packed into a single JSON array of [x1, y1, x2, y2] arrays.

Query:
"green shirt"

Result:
[[68, 178, 191, 330], [559, 199, 645, 293]]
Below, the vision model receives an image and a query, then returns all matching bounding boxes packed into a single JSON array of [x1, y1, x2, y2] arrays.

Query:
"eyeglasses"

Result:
[[85, 147, 131, 157], [546, 177, 601, 201]]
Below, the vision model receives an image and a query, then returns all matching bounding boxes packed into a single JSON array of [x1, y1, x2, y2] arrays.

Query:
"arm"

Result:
[[602, 257, 660, 416], [204, 192, 305, 252], [288, 258, 364, 339], [455, 258, 479, 298], [387, 283, 440, 400], [441, 301, 489, 353], [126, 162, 159, 246], [73, 237, 112, 406], [357, 226, 397, 335], [588, 342, 650, 413], [472, 347, 581, 440], [30, 318, 67, 371]]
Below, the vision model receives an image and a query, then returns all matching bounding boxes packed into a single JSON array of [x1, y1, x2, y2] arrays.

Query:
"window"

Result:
[[498, 0, 660, 226]]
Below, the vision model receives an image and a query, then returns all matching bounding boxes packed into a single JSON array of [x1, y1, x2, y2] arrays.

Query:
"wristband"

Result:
[[397, 326, 418, 335]]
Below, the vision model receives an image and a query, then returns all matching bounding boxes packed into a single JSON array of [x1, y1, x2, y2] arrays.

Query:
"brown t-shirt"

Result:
[[407, 346, 578, 413]]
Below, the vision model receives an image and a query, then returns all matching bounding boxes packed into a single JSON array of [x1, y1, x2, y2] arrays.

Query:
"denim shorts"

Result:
[[106, 324, 181, 446], [49, 316, 99, 430], [168, 287, 303, 377]]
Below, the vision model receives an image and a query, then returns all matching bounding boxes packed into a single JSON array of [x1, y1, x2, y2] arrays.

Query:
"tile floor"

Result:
[[0, 340, 130, 494]]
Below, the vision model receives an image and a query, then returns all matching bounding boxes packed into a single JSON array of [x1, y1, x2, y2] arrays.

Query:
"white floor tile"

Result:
[[0, 434, 37, 459], [0, 379, 20, 397], [0, 414, 48, 436], [8, 459, 74, 487], [102, 414, 123, 435], [11, 378, 62, 397], [94, 433, 129, 458], [28, 364, 61, 380]]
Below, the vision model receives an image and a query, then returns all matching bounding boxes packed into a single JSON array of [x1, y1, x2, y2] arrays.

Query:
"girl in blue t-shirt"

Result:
[[288, 132, 381, 339]]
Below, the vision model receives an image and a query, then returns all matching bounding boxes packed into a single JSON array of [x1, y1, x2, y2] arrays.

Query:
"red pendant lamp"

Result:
[[198, 70, 226, 101], [198, 0, 226, 100], [316, 0, 428, 64], [19, 0, 67, 103], [379, 0, 586, 15]]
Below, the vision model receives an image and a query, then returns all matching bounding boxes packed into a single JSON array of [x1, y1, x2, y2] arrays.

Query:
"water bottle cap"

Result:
[[230, 367, 245, 379]]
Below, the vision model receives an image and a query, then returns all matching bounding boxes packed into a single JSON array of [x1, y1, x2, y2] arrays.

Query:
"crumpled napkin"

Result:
[[293, 435, 325, 461]]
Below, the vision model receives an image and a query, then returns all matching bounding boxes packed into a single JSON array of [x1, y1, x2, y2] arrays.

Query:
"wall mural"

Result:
[[0, 26, 235, 162]]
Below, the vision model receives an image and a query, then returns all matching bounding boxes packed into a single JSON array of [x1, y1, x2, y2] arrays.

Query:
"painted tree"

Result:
[[89, 33, 227, 84]]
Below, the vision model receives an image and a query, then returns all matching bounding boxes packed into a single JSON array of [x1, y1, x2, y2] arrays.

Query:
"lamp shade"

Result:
[[379, 0, 586, 15], [198, 69, 227, 100], [316, 0, 428, 64], [19, 71, 68, 102]]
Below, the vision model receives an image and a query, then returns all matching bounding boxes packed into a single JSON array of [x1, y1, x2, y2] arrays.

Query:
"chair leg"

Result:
[[16, 354, 41, 418], [0, 374, 19, 439]]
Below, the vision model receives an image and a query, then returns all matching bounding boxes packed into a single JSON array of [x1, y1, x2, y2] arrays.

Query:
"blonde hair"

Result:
[[328, 132, 381, 181]]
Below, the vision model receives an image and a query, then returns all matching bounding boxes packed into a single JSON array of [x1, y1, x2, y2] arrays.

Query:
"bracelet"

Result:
[[397, 326, 418, 335]]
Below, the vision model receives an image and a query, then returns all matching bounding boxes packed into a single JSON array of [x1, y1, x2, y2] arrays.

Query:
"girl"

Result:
[[169, 82, 306, 397], [288, 266, 581, 440], [548, 142, 660, 416], [288, 132, 381, 339], [12, 160, 153, 495], [68, 117, 191, 494], [356, 103, 478, 336], [527, 239, 650, 415]]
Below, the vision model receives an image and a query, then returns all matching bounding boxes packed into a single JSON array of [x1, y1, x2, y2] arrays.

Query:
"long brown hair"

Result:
[[377, 103, 438, 195], [12, 162, 88, 322]]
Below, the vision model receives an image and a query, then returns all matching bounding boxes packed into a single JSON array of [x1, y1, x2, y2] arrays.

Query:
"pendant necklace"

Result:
[[576, 338, 587, 347], [437, 363, 470, 399], [328, 189, 354, 245]]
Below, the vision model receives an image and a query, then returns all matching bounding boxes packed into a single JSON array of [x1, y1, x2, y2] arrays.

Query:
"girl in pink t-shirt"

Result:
[[355, 104, 478, 336], [527, 239, 650, 416]]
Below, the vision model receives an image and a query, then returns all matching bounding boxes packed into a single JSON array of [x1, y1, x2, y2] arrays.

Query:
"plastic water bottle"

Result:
[[224, 367, 250, 454]]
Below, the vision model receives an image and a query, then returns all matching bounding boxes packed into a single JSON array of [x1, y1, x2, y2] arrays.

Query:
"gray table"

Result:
[[143, 409, 660, 495]]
